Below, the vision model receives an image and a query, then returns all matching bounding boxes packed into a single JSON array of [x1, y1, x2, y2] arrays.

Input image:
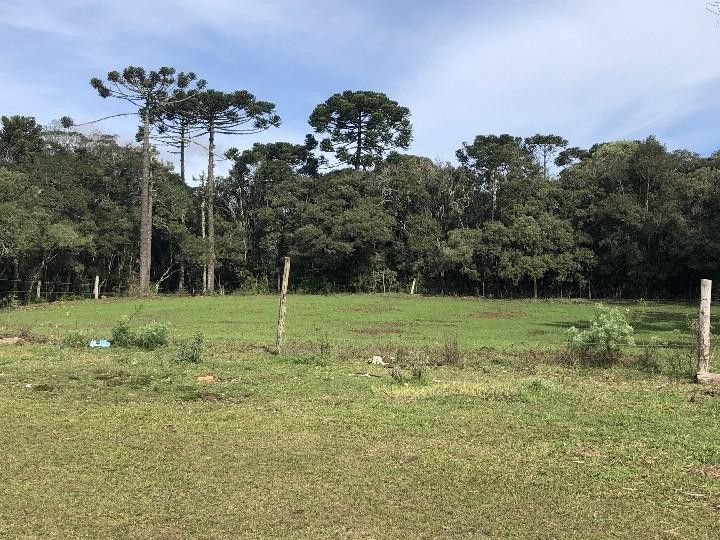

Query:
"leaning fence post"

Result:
[[93, 275, 100, 300], [275, 257, 291, 354]]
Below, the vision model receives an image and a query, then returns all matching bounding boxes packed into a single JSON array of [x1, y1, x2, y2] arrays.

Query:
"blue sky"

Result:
[[2, 0, 720, 179]]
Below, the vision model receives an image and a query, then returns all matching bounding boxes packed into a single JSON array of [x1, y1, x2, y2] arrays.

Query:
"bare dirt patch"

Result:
[[697, 465, 720, 480], [0, 337, 25, 346], [567, 447, 609, 459], [341, 304, 398, 314], [468, 311, 527, 320], [353, 323, 405, 336]]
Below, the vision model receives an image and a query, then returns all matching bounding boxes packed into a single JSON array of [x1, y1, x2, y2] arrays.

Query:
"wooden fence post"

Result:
[[696, 279, 720, 385], [275, 257, 291, 354], [93, 275, 100, 300], [36, 280, 41, 301]]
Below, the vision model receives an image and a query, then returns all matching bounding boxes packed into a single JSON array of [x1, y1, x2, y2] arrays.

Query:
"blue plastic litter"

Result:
[[89, 339, 111, 348]]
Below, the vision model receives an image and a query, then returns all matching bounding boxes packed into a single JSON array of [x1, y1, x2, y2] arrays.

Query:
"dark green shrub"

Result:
[[172, 332, 204, 364], [111, 317, 135, 347], [62, 330, 87, 348], [133, 322, 169, 350], [111, 316, 169, 350]]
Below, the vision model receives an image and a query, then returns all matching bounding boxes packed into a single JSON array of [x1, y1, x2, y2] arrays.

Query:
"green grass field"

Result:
[[1, 295, 718, 539], [0, 294, 698, 349]]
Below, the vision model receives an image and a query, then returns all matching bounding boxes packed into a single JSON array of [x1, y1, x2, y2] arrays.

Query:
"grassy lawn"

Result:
[[0, 294, 698, 349], [1, 296, 718, 539]]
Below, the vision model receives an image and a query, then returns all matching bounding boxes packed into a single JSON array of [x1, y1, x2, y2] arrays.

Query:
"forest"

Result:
[[1, 66, 719, 303]]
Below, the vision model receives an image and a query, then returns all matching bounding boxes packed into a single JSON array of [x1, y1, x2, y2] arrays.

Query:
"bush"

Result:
[[62, 330, 87, 348], [111, 316, 135, 347], [567, 304, 635, 364], [133, 322, 169, 350], [111, 316, 169, 350], [172, 332, 204, 364]]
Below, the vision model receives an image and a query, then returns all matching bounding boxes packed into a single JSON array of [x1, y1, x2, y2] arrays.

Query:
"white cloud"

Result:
[[397, 0, 720, 159], [3, 0, 720, 178]]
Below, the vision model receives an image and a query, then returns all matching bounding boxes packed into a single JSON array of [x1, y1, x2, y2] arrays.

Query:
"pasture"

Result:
[[1, 295, 719, 539]]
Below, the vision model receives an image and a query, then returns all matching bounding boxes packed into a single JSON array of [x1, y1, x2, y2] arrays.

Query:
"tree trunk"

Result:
[[139, 106, 152, 296], [178, 213, 186, 292], [179, 122, 186, 185], [200, 176, 207, 294], [206, 123, 216, 294], [491, 174, 498, 220], [355, 110, 362, 170], [11, 259, 18, 299]]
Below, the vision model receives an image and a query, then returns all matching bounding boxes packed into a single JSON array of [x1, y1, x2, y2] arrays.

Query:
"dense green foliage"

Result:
[[111, 315, 169, 350], [2, 92, 720, 301], [567, 304, 636, 361], [172, 331, 205, 364]]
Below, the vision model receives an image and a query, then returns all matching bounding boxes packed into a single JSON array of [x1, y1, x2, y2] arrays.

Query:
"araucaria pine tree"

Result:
[[90, 66, 204, 295], [193, 89, 280, 293]]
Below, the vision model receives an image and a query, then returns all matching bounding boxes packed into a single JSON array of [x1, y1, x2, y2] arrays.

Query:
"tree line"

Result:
[[1, 65, 719, 303]]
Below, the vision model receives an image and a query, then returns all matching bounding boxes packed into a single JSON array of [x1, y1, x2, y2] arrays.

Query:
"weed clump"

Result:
[[172, 332, 204, 364], [111, 316, 135, 347], [390, 366, 404, 383], [111, 316, 169, 350], [133, 322, 169, 350], [62, 330, 87, 348], [439, 334, 463, 367], [388, 349, 430, 383], [567, 304, 634, 365]]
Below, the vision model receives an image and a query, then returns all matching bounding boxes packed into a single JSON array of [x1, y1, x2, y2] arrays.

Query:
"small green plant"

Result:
[[567, 304, 635, 365], [111, 316, 135, 347], [172, 332, 204, 364], [133, 322, 169, 350], [62, 330, 87, 348], [111, 313, 169, 351]]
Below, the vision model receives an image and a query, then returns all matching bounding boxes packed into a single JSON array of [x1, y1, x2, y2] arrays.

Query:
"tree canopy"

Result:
[[308, 90, 412, 170], [2, 78, 718, 303]]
